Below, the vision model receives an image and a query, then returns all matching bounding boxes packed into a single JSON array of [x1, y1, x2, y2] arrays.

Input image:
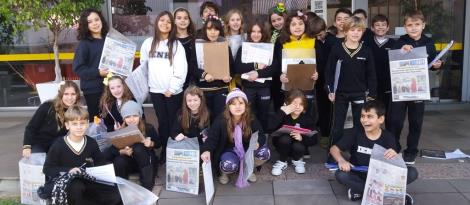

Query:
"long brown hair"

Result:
[[279, 12, 308, 45], [173, 8, 196, 39], [99, 76, 134, 117], [52, 81, 81, 129], [223, 97, 252, 143], [246, 17, 269, 43], [180, 86, 210, 133], [149, 11, 178, 65]]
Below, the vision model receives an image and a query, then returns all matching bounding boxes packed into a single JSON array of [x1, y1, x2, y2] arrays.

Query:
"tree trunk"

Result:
[[53, 31, 62, 82]]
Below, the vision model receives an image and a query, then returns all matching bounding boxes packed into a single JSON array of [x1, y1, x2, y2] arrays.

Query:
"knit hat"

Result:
[[225, 88, 248, 105], [120, 101, 143, 118]]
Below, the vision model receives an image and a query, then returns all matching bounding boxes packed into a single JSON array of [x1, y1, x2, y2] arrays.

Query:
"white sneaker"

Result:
[[271, 160, 288, 176], [292, 159, 306, 174]]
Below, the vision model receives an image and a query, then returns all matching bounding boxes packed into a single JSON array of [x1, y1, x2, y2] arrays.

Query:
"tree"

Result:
[[2, 0, 104, 82]]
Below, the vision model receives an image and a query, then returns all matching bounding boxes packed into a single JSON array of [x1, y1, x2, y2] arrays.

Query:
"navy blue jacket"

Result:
[[72, 38, 105, 94]]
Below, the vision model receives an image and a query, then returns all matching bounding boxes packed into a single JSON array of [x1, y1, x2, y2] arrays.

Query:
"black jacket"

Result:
[[364, 36, 396, 93], [178, 36, 198, 87], [23, 102, 67, 147], [72, 38, 105, 94]]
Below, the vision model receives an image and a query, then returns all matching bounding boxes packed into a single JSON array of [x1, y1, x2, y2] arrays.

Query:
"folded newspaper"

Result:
[[421, 148, 470, 159]]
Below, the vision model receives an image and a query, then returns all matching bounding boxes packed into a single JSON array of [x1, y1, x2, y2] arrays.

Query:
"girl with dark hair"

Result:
[[200, 89, 270, 187], [234, 17, 275, 130], [196, 1, 220, 38], [99, 75, 136, 132], [73, 8, 110, 122], [140, 11, 188, 162], [171, 86, 210, 145], [195, 15, 233, 121], [23, 81, 81, 157], [269, 89, 318, 176], [174, 8, 198, 89]]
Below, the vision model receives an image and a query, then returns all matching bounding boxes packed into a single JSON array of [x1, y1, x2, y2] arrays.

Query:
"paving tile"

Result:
[[213, 195, 274, 205], [407, 179, 458, 193], [329, 180, 348, 195], [273, 179, 333, 195], [274, 194, 338, 205], [336, 198, 361, 205], [215, 181, 273, 196], [159, 187, 205, 199], [412, 193, 470, 205], [462, 193, 470, 201], [449, 179, 470, 192], [157, 197, 206, 205]]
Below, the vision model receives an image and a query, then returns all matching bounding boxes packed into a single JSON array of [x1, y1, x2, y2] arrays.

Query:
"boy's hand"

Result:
[[384, 148, 398, 160], [338, 159, 353, 172], [280, 73, 289, 83], [175, 133, 186, 141], [201, 151, 211, 162], [311, 71, 318, 81], [69, 167, 82, 175], [290, 131, 302, 141], [401, 45, 413, 52], [328, 93, 336, 102], [432, 60, 443, 69]]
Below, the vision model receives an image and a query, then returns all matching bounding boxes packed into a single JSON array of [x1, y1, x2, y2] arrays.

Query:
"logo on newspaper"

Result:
[[357, 146, 372, 155]]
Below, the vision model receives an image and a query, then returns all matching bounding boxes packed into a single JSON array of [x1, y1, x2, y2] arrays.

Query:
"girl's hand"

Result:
[[99, 69, 109, 77], [175, 133, 186, 141], [401, 45, 413, 52], [328, 93, 336, 102], [164, 90, 173, 98], [142, 137, 153, 147], [222, 76, 232, 83], [205, 74, 214, 82], [311, 71, 318, 81], [248, 71, 258, 81], [69, 167, 82, 175], [22, 148, 31, 158], [280, 73, 289, 83], [201, 151, 211, 162], [384, 148, 398, 160], [119, 146, 133, 156], [280, 103, 296, 115], [432, 60, 443, 69], [290, 131, 302, 141]]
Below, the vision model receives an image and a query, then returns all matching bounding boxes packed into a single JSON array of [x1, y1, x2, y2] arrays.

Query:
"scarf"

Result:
[[233, 124, 249, 188], [51, 166, 96, 205]]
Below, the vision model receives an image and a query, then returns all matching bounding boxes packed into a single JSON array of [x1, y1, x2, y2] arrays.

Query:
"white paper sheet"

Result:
[[86, 164, 117, 184], [241, 42, 274, 65], [428, 40, 454, 69], [202, 161, 214, 205]]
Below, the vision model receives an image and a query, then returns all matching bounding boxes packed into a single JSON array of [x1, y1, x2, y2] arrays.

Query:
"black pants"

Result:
[[244, 87, 271, 130], [84, 92, 103, 122], [150, 92, 182, 160], [316, 86, 333, 137], [330, 92, 365, 147], [271, 77, 283, 112], [113, 143, 156, 190], [335, 166, 418, 194], [386, 101, 425, 156], [67, 178, 122, 205], [377, 91, 392, 118], [203, 89, 227, 121], [272, 134, 316, 161]]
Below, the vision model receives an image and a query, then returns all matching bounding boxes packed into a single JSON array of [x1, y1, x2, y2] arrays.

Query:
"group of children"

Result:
[[20, 2, 444, 204]]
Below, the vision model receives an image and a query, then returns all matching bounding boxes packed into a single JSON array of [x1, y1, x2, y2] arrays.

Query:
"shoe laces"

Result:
[[273, 161, 287, 168], [292, 160, 306, 166]]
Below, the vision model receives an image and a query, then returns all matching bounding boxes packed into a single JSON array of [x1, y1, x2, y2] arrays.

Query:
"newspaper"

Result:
[[361, 144, 407, 205], [19, 153, 47, 205], [388, 46, 430, 102], [125, 63, 149, 104], [99, 29, 137, 76], [166, 138, 200, 195], [241, 42, 274, 65], [428, 40, 453, 69]]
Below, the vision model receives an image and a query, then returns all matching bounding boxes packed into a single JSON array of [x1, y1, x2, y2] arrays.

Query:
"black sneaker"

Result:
[[347, 188, 362, 201], [404, 153, 416, 165], [405, 193, 414, 205]]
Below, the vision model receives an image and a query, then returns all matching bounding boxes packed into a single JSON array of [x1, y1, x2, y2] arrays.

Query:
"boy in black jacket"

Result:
[[364, 14, 395, 113], [325, 16, 377, 159], [330, 100, 418, 204], [387, 10, 442, 165]]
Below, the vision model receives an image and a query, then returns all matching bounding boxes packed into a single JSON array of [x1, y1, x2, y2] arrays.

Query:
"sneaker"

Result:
[[271, 160, 288, 176], [292, 159, 306, 174], [347, 188, 362, 201], [218, 173, 229, 185], [405, 193, 414, 205], [248, 173, 257, 183], [404, 154, 417, 165]]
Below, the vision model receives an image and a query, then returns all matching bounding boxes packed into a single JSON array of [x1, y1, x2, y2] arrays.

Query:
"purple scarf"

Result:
[[233, 124, 249, 188]]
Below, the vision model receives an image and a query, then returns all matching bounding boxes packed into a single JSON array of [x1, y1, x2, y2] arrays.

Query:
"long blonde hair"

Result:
[[52, 81, 80, 129], [224, 9, 244, 36]]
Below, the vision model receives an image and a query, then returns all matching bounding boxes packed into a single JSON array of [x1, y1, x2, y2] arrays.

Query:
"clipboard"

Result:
[[285, 64, 316, 91], [203, 41, 230, 79], [104, 125, 144, 149]]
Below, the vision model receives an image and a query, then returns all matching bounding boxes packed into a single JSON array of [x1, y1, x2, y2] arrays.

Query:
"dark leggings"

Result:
[[67, 178, 122, 205], [84, 92, 103, 122], [273, 134, 317, 161], [244, 87, 271, 130], [203, 89, 227, 122]]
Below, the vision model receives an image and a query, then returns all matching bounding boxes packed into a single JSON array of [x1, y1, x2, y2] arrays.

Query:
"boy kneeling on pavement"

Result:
[[330, 100, 418, 204]]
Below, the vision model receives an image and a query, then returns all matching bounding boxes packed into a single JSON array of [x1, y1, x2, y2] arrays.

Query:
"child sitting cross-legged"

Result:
[[330, 100, 418, 205]]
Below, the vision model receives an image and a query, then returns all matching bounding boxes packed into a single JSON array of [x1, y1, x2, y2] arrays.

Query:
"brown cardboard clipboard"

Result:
[[203, 41, 230, 79], [285, 64, 316, 91], [104, 125, 144, 149]]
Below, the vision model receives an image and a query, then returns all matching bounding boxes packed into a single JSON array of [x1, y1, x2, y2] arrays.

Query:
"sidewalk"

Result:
[[1, 108, 470, 204]]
